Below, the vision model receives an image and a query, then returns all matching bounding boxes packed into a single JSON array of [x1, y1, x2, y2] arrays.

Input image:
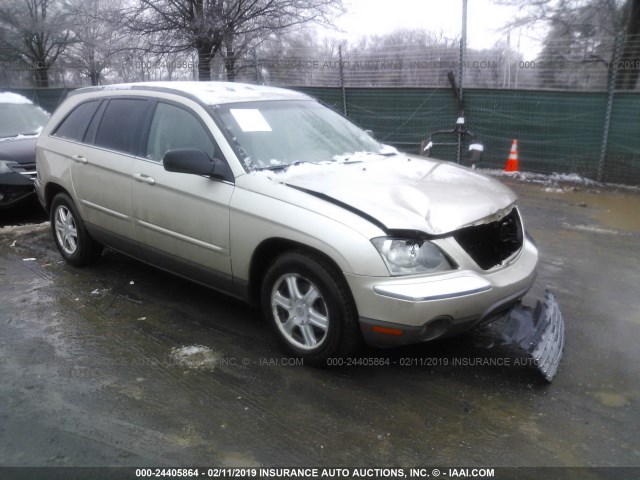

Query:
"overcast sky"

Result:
[[326, 0, 544, 59]]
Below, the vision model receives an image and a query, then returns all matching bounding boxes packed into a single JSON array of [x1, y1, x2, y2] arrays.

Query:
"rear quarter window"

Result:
[[52, 100, 100, 142], [93, 98, 150, 155]]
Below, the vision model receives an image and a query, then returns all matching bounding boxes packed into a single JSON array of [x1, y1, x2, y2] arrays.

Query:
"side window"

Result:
[[94, 99, 149, 155], [146, 102, 216, 161], [53, 101, 100, 142]]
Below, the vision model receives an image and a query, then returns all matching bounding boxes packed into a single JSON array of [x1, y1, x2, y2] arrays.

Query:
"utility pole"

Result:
[[459, 0, 467, 104], [503, 29, 511, 88], [338, 44, 347, 116], [514, 29, 521, 89], [457, 0, 468, 163]]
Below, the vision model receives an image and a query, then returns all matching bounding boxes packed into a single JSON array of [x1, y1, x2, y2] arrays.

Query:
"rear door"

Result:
[[66, 97, 152, 253], [131, 100, 234, 289]]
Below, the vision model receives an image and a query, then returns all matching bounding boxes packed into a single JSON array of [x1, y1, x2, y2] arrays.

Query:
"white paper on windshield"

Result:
[[230, 108, 272, 132]]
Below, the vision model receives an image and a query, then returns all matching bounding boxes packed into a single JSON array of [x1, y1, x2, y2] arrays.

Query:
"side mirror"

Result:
[[163, 149, 230, 179]]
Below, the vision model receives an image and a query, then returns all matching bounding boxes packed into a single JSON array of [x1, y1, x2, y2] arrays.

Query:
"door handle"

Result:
[[71, 154, 87, 164], [132, 173, 155, 185]]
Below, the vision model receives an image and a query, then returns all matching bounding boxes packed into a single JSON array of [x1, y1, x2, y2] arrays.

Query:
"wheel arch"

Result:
[[44, 182, 73, 214], [247, 237, 356, 312]]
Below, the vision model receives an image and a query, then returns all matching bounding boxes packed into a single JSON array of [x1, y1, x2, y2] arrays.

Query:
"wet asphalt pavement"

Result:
[[0, 180, 639, 472]]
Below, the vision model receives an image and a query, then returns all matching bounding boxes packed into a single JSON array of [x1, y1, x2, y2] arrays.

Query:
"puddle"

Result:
[[592, 391, 630, 408], [563, 191, 640, 232], [532, 188, 640, 232]]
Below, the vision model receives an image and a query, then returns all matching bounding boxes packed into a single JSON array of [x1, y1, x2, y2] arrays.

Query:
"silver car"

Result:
[[35, 81, 540, 363]]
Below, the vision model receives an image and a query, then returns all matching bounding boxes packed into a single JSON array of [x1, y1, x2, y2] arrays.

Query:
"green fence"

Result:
[[7, 86, 640, 185], [296, 87, 640, 186]]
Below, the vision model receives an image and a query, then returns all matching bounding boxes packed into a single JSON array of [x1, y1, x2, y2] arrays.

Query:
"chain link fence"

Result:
[[2, 35, 639, 185]]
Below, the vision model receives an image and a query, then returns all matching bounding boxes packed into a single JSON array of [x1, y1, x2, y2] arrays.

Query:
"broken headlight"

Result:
[[371, 237, 454, 276]]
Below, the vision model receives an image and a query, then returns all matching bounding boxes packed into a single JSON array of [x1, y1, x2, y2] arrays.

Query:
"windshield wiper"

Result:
[[254, 161, 308, 172], [338, 151, 398, 162], [255, 164, 289, 172]]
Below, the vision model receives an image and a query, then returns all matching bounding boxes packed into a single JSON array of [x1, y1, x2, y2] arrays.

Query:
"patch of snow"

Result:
[[482, 168, 640, 191], [380, 144, 400, 155], [0, 92, 32, 104], [250, 169, 278, 179], [332, 150, 388, 163], [96, 84, 134, 91], [0, 133, 40, 142], [248, 160, 327, 178], [562, 223, 622, 235], [74, 81, 309, 105], [481, 169, 600, 186], [249, 153, 388, 179], [170, 345, 221, 371], [0, 222, 49, 235]]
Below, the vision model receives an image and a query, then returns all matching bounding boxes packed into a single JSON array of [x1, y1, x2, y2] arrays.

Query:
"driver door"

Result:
[[131, 101, 234, 288]]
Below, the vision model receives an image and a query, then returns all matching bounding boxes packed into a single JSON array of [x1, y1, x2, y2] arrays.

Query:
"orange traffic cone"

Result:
[[505, 139, 519, 172]]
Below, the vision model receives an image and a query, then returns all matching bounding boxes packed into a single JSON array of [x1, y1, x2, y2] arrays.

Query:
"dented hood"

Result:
[[279, 155, 517, 235]]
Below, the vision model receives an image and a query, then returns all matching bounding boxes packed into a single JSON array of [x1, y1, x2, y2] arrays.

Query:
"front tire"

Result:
[[261, 251, 360, 363], [50, 193, 101, 267]]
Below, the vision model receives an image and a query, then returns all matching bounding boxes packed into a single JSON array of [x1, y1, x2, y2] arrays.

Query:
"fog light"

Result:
[[423, 317, 451, 340]]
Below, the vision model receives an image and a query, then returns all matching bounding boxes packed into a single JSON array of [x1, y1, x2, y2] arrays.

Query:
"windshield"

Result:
[[215, 100, 389, 170], [0, 102, 50, 138]]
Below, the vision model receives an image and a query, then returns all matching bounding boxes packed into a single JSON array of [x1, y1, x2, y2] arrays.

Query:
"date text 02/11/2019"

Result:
[[134, 467, 496, 478], [324, 357, 537, 367]]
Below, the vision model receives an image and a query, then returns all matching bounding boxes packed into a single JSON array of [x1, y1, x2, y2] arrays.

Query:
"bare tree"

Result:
[[255, 30, 339, 86], [496, 0, 640, 89], [110, 33, 161, 83], [344, 29, 460, 87], [617, 0, 640, 89], [127, 0, 343, 81], [0, 0, 75, 87], [496, 0, 624, 36], [64, 0, 129, 86]]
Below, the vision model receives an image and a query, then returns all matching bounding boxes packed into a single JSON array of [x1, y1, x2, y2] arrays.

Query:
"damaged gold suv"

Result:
[[35, 82, 563, 379]]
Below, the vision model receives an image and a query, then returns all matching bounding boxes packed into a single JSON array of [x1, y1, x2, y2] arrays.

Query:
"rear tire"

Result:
[[50, 193, 101, 267], [261, 251, 361, 364]]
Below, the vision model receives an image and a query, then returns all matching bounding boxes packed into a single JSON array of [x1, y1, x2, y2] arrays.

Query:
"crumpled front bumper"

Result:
[[501, 290, 565, 382], [352, 237, 539, 346]]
